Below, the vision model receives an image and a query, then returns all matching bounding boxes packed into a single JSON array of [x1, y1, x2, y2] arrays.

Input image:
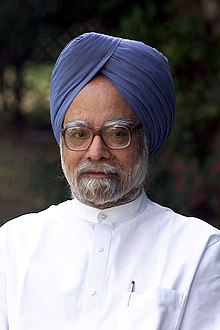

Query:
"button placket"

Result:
[[79, 223, 113, 328]]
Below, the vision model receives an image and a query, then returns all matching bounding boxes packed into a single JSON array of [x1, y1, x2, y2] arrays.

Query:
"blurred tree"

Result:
[[0, 0, 58, 122], [0, 0, 102, 122]]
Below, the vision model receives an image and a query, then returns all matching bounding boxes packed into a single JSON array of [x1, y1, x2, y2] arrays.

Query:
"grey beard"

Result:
[[73, 162, 129, 206], [76, 169, 122, 206], [61, 142, 148, 207]]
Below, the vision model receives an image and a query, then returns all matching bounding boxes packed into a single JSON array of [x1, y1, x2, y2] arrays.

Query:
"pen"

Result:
[[127, 280, 135, 306]]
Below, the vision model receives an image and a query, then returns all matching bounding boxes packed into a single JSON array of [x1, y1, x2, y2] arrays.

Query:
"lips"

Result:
[[81, 171, 117, 177], [77, 161, 122, 178]]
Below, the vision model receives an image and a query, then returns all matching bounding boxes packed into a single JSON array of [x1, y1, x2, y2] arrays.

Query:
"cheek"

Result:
[[119, 141, 143, 171], [116, 151, 137, 171], [62, 148, 81, 172]]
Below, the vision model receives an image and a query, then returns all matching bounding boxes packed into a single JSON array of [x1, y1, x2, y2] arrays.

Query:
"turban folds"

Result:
[[50, 32, 175, 155]]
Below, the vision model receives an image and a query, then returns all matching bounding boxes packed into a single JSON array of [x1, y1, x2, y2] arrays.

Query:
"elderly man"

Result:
[[0, 33, 220, 330]]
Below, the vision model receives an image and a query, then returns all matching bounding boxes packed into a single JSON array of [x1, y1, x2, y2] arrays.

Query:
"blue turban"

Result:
[[50, 32, 175, 155]]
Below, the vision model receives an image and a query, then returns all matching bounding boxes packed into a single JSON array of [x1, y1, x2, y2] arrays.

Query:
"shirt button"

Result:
[[100, 213, 108, 220], [90, 289, 96, 296], [98, 247, 104, 252]]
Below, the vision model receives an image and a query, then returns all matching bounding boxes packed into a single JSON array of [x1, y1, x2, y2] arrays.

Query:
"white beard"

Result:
[[60, 142, 148, 207]]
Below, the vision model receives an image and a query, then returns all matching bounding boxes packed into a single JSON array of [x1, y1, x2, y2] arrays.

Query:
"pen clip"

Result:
[[127, 281, 135, 306]]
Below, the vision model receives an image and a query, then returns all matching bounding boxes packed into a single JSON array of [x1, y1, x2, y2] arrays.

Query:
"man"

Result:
[[0, 32, 219, 330]]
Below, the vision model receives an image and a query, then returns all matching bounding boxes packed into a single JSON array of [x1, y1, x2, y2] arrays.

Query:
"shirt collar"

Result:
[[70, 190, 148, 224]]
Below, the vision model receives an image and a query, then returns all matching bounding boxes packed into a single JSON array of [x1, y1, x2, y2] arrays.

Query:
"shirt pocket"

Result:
[[117, 286, 186, 330]]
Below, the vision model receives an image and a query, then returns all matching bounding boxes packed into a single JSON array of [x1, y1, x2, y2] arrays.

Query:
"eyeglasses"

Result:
[[61, 123, 142, 151]]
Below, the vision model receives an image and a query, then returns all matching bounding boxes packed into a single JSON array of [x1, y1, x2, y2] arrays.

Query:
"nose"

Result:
[[85, 135, 111, 161]]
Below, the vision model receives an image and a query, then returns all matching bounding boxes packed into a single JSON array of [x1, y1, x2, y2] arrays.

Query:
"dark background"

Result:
[[0, 0, 219, 228]]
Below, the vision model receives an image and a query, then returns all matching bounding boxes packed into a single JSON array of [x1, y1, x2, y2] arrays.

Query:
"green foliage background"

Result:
[[0, 0, 219, 227]]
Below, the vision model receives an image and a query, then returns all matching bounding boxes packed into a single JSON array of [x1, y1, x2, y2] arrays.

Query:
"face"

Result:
[[61, 75, 148, 208]]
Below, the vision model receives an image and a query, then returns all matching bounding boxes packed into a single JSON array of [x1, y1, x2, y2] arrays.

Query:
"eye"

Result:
[[102, 126, 130, 148], [108, 127, 129, 138], [67, 127, 90, 140]]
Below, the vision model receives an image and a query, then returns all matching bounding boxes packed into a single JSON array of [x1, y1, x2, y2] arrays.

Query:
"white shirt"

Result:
[[0, 192, 220, 330]]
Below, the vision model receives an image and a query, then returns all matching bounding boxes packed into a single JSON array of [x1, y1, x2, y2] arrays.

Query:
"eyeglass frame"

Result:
[[61, 121, 142, 151]]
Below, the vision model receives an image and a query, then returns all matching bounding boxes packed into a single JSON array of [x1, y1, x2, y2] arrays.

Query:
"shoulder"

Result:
[[0, 200, 74, 246], [142, 196, 220, 247]]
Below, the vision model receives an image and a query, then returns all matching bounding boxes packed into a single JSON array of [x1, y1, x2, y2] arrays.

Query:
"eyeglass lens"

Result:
[[64, 126, 131, 150]]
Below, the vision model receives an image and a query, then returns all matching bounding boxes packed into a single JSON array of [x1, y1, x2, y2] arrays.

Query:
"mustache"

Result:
[[76, 161, 123, 176]]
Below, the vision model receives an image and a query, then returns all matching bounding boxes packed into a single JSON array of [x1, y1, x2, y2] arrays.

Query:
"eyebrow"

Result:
[[64, 118, 136, 129]]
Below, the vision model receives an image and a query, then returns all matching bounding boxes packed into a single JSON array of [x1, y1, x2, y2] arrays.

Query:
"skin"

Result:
[[62, 75, 145, 208]]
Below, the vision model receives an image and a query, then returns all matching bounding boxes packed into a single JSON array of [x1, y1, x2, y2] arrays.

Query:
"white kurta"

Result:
[[0, 192, 220, 330]]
